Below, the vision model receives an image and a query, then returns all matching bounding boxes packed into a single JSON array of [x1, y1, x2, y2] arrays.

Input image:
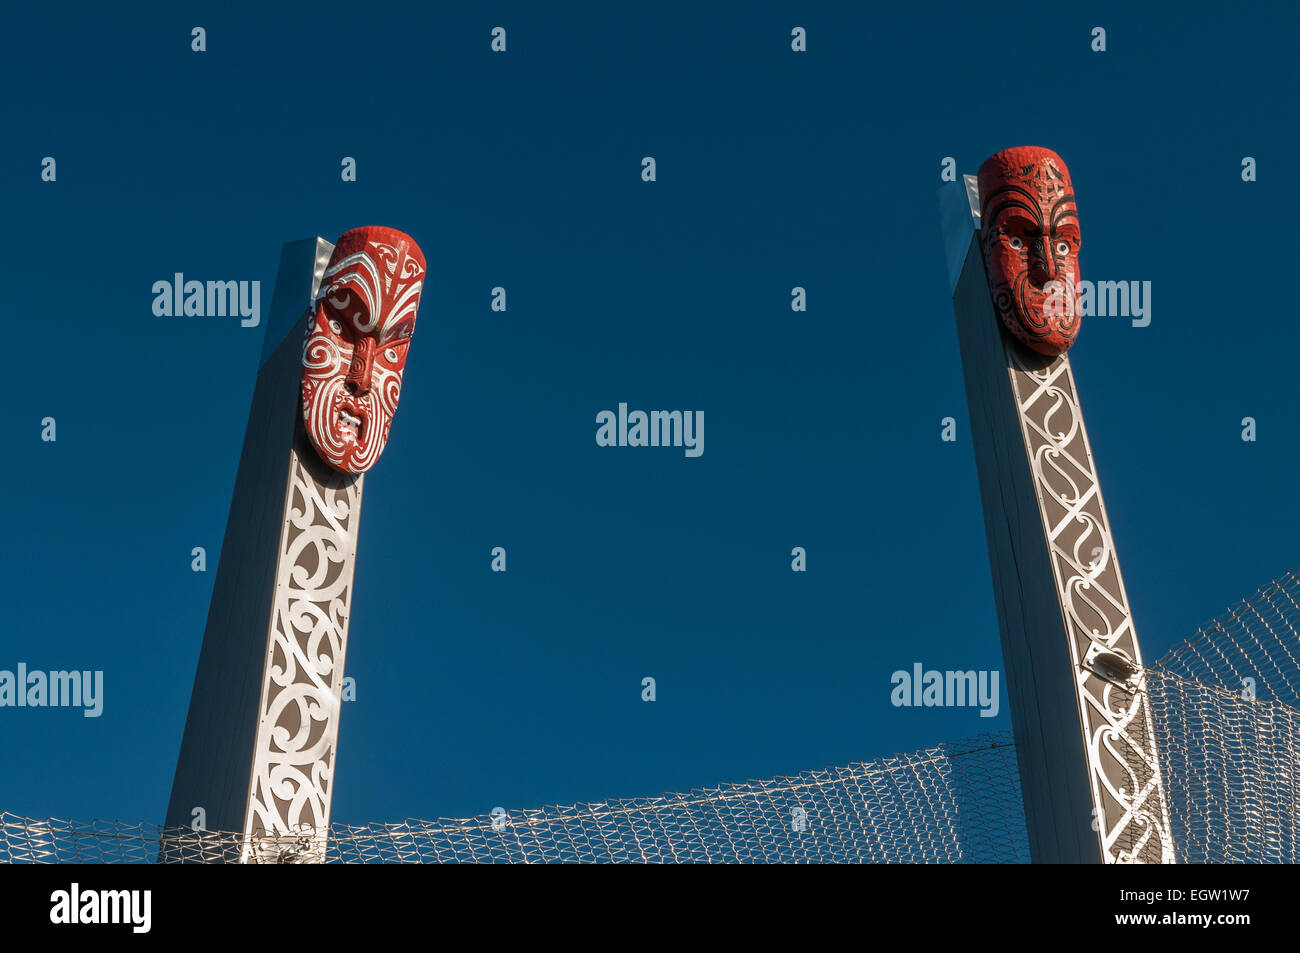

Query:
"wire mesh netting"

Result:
[[4, 570, 1299, 863], [1145, 570, 1300, 864], [0, 736, 1030, 864]]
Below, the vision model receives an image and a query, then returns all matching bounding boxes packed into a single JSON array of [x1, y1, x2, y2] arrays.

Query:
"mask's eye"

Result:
[[384, 348, 398, 363], [328, 319, 342, 334], [1056, 241, 1070, 255], [1008, 236, 1024, 250]]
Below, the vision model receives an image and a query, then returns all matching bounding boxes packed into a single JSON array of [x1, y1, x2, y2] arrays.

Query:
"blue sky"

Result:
[[2, 1, 1297, 827]]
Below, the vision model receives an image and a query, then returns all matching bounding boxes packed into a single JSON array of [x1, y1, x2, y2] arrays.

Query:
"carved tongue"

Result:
[[338, 410, 362, 439]]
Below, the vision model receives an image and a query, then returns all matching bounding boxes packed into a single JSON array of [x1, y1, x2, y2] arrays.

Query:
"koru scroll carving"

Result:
[[976, 148, 1172, 862], [243, 440, 362, 862], [1005, 346, 1174, 863]]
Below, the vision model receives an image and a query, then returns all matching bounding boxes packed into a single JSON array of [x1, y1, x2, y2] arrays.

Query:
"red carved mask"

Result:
[[977, 146, 1082, 356], [301, 226, 426, 473]]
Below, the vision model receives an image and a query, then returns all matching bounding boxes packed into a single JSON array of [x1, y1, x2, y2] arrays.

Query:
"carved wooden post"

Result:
[[165, 229, 425, 862], [941, 150, 1173, 864]]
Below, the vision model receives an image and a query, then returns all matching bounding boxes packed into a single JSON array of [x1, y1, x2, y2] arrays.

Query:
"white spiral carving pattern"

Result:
[[242, 446, 362, 863], [1008, 346, 1174, 864]]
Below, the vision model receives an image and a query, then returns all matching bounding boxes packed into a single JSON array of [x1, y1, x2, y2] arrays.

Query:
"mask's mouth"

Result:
[[338, 408, 364, 441]]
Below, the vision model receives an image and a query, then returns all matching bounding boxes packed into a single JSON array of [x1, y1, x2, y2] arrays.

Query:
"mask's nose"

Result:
[[345, 337, 375, 397], [1028, 234, 1058, 284]]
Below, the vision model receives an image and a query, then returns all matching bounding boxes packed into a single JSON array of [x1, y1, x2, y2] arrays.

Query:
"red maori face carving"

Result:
[[301, 226, 426, 473], [977, 146, 1082, 356]]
